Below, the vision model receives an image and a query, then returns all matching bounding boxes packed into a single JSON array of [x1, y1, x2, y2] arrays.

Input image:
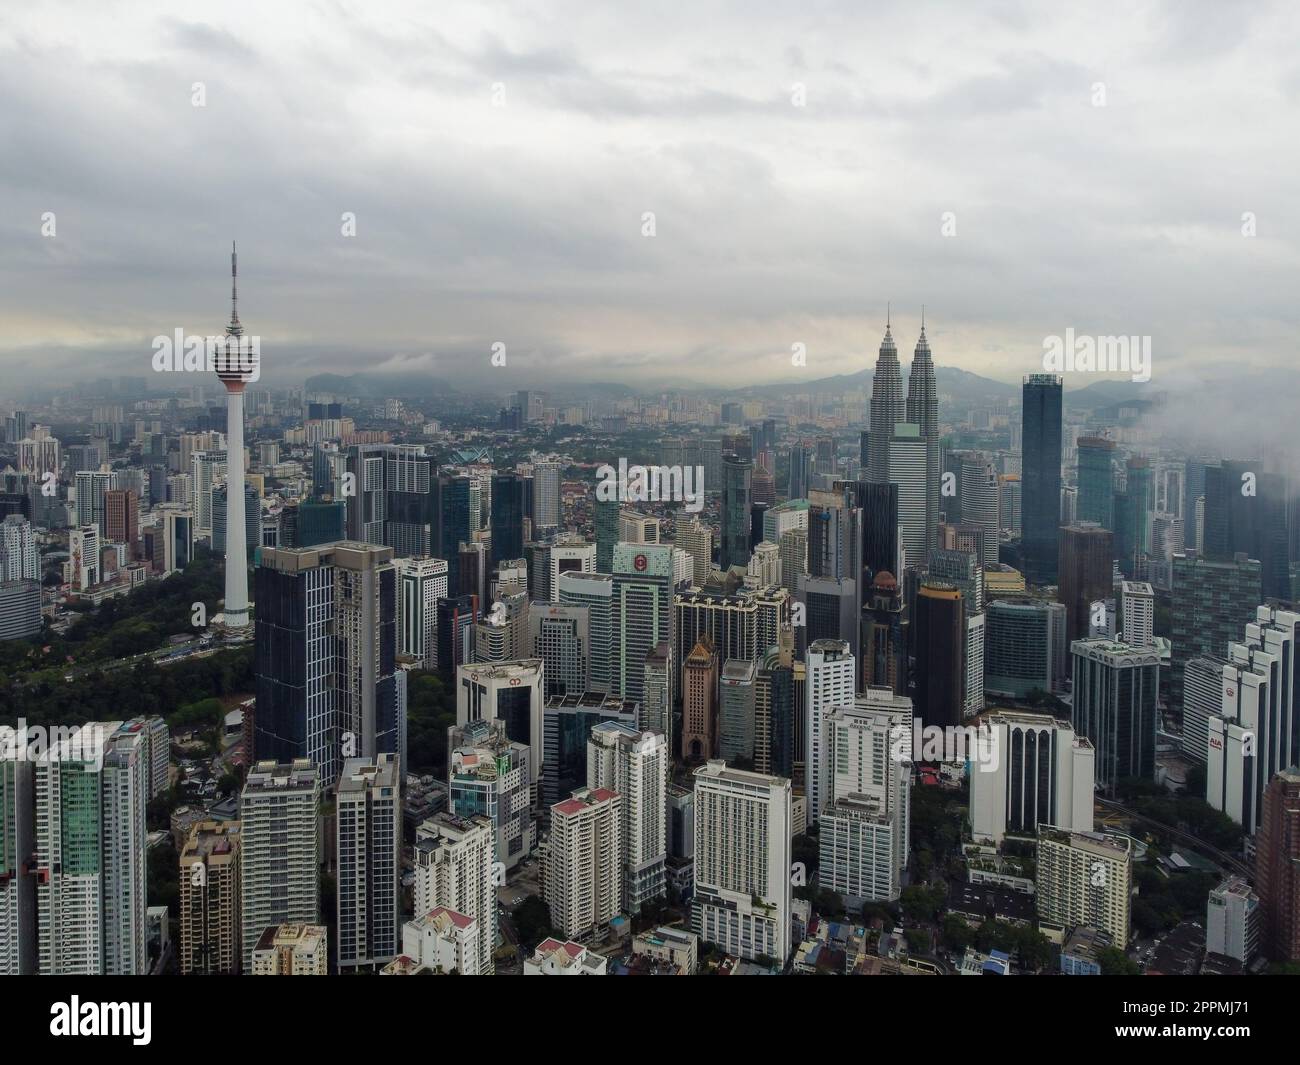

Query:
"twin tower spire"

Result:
[[866, 308, 941, 559]]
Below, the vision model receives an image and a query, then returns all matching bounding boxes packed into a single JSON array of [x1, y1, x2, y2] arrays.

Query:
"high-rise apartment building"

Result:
[[32, 723, 148, 975], [587, 722, 668, 913], [818, 689, 913, 905], [337, 755, 401, 970], [1036, 827, 1132, 946], [179, 820, 242, 975], [414, 813, 497, 975], [239, 760, 321, 967], [692, 761, 792, 964], [805, 638, 855, 826], [543, 787, 623, 940], [1206, 875, 1260, 965]]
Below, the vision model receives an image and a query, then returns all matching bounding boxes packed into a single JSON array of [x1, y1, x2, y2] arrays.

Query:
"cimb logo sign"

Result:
[[50, 998, 151, 1046]]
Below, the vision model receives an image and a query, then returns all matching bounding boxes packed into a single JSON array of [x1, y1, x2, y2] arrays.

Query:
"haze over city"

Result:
[[2, 0, 1298, 394]]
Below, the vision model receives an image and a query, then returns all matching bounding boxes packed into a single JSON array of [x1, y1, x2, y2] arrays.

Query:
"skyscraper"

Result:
[[490, 472, 527, 568], [456, 659, 545, 792], [448, 718, 533, 870], [720, 453, 753, 570], [594, 497, 619, 574], [888, 424, 929, 570], [1204, 460, 1291, 600], [1076, 436, 1116, 530], [718, 658, 759, 764], [1070, 638, 1160, 794], [819, 689, 913, 905], [611, 543, 675, 701], [969, 711, 1094, 844], [239, 759, 321, 969], [587, 722, 668, 913], [1169, 553, 1262, 709], [395, 556, 448, 668], [33, 722, 148, 974], [414, 813, 497, 976], [805, 638, 855, 825], [860, 570, 907, 694], [530, 603, 590, 699], [691, 761, 792, 964], [544, 787, 623, 940], [1058, 522, 1114, 644], [1021, 374, 1063, 582], [913, 583, 965, 730], [254, 543, 402, 784], [906, 318, 939, 550], [682, 635, 720, 762], [337, 755, 401, 970], [1256, 768, 1300, 962], [179, 821, 242, 975], [867, 315, 904, 485], [558, 571, 614, 693], [216, 244, 254, 630]]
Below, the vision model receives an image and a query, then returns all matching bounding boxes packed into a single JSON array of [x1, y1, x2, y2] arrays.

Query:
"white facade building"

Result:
[[692, 761, 792, 964]]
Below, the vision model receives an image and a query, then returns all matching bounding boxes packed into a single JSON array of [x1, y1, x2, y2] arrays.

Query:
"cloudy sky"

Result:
[[1, 0, 1297, 395]]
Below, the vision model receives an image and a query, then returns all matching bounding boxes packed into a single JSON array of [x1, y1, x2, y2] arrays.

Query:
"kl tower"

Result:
[[216, 243, 254, 631]]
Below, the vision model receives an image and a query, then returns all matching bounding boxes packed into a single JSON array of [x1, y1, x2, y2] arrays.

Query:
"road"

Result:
[[1094, 796, 1251, 878]]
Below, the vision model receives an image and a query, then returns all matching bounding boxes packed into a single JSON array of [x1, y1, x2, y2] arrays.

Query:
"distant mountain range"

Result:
[[304, 365, 1166, 409]]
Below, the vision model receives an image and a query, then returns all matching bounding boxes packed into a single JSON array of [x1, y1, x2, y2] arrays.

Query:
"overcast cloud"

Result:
[[1, 0, 1297, 393]]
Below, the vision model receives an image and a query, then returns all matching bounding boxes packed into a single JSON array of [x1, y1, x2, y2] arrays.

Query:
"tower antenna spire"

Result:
[[229, 241, 240, 333]]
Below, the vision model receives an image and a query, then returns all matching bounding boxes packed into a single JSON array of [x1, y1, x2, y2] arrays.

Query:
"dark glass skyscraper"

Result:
[[490, 473, 526, 568], [1076, 436, 1116, 530], [1204, 460, 1291, 600], [720, 453, 753, 570], [1021, 374, 1063, 582], [594, 496, 619, 573], [433, 473, 473, 597], [1115, 456, 1152, 578], [913, 582, 965, 730], [857, 480, 900, 591]]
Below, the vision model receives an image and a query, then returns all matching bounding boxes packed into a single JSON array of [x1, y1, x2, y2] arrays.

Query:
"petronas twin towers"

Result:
[[866, 311, 940, 565]]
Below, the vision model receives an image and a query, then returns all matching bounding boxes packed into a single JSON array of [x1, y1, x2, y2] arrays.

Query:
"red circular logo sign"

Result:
[[634, 554, 648, 572]]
